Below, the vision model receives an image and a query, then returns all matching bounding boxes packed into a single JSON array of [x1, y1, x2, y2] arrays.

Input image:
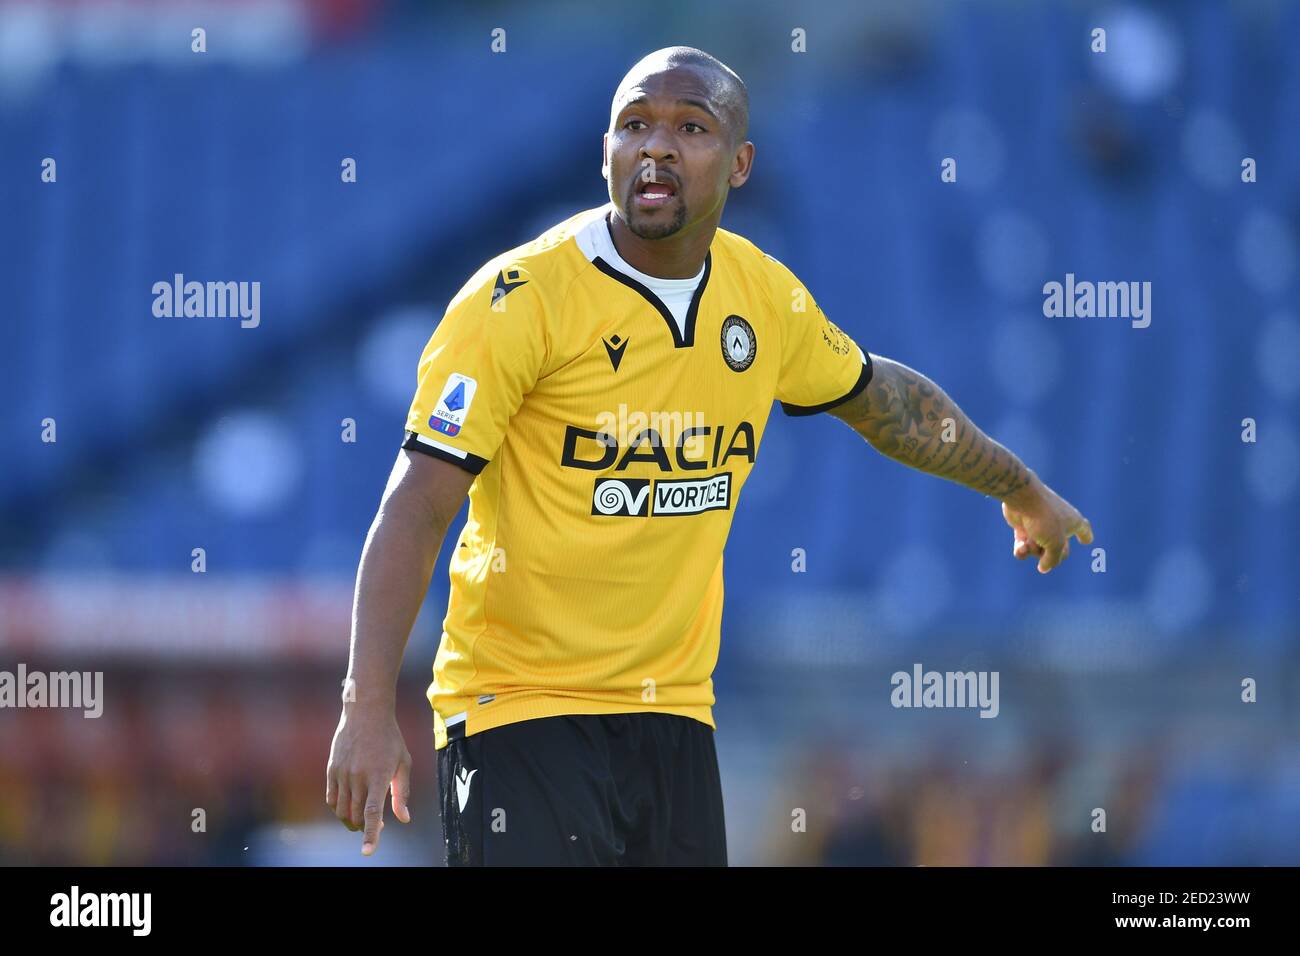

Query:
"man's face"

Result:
[[603, 67, 739, 240]]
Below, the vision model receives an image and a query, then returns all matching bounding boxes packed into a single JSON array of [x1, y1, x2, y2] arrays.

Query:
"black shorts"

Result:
[[437, 711, 727, 866]]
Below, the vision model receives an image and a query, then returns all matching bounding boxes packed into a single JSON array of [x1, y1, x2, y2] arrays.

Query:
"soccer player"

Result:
[[326, 46, 1093, 866]]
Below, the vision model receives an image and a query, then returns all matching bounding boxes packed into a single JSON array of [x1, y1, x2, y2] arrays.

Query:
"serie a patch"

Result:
[[429, 373, 478, 437]]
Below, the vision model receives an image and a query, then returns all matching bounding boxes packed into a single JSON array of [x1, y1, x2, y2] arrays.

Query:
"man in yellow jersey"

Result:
[[326, 46, 1093, 866]]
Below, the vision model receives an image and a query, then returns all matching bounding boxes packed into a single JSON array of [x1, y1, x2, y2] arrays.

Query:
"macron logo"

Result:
[[491, 268, 527, 309], [455, 767, 478, 812]]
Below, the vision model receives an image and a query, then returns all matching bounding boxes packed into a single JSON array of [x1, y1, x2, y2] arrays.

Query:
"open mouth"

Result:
[[634, 176, 678, 206]]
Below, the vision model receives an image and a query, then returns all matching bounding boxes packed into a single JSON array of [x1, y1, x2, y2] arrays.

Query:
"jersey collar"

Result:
[[588, 209, 713, 349]]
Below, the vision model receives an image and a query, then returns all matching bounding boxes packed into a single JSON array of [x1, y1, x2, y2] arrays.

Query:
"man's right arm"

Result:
[[325, 448, 476, 855]]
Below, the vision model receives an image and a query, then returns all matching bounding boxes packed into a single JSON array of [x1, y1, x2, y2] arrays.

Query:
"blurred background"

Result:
[[1, 0, 1297, 866]]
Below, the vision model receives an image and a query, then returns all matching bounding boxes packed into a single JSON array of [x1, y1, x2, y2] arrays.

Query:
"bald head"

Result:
[[610, 46, 749, 146]]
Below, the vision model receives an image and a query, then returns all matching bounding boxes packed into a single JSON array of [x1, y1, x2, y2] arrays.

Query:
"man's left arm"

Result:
[[828, 353, 1094, 573]]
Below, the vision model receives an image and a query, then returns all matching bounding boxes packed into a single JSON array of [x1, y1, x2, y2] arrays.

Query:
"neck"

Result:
[[607, 208, 718, 279]]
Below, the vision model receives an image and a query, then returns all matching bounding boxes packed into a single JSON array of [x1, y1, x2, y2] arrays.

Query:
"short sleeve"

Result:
[[402, 264, 547, 474], [768, 257, 873, 416]]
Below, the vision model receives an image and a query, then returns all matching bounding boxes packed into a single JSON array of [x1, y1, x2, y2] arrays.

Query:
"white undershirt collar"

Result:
[[574, 206, 705, 340]]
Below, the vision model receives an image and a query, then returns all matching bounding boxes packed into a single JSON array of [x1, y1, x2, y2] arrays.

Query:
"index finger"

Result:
[[392, 759, 412, 825], [361, 788, 386, 856], [1073, 518, 1094, 546], [1037, 539, 1065, 574]]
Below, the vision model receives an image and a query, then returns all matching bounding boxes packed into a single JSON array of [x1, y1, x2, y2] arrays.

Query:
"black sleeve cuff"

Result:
[[779, 354, 874, 417], [402, 430, 490, 475]]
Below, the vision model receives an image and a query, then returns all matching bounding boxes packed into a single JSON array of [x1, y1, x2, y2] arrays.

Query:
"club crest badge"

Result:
[[720, 315, 756, 372]]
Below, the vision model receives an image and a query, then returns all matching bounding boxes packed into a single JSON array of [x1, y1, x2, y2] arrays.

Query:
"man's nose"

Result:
[[639, 127, 677, 163]]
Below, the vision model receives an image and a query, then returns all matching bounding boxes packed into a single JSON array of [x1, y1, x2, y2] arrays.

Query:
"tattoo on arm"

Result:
[[829, 356, 1033, 499]]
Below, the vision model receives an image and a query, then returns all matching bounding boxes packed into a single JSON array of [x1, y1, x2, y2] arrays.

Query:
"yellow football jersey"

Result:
[[403, 205, 871, 749]]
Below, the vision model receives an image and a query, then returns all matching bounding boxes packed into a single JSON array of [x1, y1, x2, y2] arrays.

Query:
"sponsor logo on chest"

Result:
[[591, 473, 732, 517]]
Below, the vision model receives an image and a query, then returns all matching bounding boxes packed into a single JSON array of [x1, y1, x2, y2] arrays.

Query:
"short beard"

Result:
[[624, 198, 688, 240]]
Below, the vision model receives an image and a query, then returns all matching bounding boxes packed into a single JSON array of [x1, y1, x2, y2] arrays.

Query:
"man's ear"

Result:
[[601, 132, 609, 181], [729, 141, 755, 189]]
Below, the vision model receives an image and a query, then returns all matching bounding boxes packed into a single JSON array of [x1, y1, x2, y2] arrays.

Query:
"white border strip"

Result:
[[413, 432, 467, 460]]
